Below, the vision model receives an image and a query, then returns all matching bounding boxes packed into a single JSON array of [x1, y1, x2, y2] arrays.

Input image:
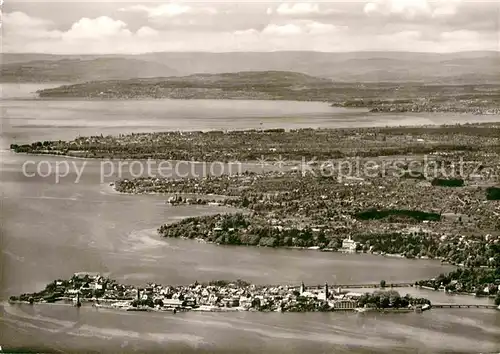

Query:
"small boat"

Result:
[[421, 304, 431, 311], [355, 307, 368, 313]]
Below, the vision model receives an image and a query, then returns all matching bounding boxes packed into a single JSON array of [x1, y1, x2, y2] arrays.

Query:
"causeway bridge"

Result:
[[432, 304, 498, 309], [287, 283, 415, 290], [335, 283, 414, 289]]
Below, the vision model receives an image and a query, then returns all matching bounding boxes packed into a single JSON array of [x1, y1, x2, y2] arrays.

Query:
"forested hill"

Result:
[[35, 71, 500, 115], [36, 71, 335, 99]]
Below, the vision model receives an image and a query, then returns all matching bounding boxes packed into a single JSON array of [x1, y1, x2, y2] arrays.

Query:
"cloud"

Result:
[[439, 29, 485, 43], [119, 4, 216, 18], [260, 21, 342, 36], [270, 3, 338, 16], [62, 16, 131, 40], [377, 30, 422, 43], [364, 0, 430, 18], [117, 3, 219, 30], [2, 12, 158, 53], [276, 3, 321, 15], [136, 26, 160, 37], [2, 11, 54, 28], [305, 21, 343, 34], [363, 0, 461, 19], [234, 28, 260, 36], [262, 23, 303, 35], [2, 2, 498, 54], [2, 11, 61, 39], [432, 1, 460, 17], [3, 12, 135, 42]]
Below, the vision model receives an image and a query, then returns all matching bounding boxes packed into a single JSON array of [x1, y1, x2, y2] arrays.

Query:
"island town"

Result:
[[9, 272, 435, 313]]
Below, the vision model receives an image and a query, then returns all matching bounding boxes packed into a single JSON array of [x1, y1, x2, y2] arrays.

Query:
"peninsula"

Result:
[[33, 71, 500, 115], [10, 123, 500, 160]]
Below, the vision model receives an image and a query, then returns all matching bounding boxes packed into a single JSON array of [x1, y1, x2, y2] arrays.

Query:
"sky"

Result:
[[2, 0, 499, 53]]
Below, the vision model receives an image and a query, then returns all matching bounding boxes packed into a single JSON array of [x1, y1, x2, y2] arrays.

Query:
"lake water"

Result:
[[3, 83, 500, 146], [0, 84, 499, 353]]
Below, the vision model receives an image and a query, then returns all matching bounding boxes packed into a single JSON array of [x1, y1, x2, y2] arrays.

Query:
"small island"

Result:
[[9, 273, 431, 314]]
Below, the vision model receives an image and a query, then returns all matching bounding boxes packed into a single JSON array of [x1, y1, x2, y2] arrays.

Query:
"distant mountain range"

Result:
[[0, 57, 177, 83], [1, 51, 499, 84]]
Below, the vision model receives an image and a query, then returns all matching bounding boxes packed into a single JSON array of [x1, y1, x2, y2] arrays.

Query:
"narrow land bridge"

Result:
[[287, 283, 415, 290], [284, 284, 499, 310], [432, 304, 497, 309]]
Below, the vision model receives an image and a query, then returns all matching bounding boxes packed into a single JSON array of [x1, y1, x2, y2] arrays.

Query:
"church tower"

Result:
[[324, 282, 329, 300], [75, 291, 81, 307], [300, 281, 305, 295]]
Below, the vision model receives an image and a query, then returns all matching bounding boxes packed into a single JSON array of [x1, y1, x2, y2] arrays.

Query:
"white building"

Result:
[[332, 300, 357, 310], [342, 236, 358, 252], [317, 292, 328, 301], [163, 299, 184, 308]]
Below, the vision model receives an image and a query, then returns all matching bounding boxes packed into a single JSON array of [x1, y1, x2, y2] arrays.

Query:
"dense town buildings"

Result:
[[9, 273, 432, 313]]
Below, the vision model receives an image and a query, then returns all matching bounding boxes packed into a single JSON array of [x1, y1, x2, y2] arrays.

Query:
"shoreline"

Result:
[[180, 234, 448, 265], [25, 79, 500, 117], [6, 273, 435, 315], [10, 95, 500, 116], [8, 123, 499, 305], [6, 293, 497, 314], [9, 151, 304, 166], [108, 183, 470, 270], [9, 122, 500, 169], [6, 284, 498, 307], [2, 299, 422, 314]]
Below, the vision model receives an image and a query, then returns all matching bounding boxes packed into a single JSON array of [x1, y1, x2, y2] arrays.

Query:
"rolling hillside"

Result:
[[34, 70, 500, 115], [36, 70, 334, 99]]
